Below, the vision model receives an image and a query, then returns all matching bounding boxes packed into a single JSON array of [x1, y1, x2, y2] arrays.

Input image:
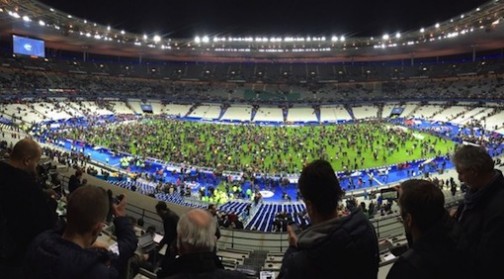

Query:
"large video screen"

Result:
[[141, 104, 153, 113], [13, 35, 45, 58]]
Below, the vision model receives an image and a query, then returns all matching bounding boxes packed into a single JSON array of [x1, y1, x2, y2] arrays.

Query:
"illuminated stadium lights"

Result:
[[143, 34, 148, 40], [120, 30, 125, 35], [259, 48, 284, 53], [292, 48, 331, 52], [420, 27, 425, 33], [22, 15, 31, 22], [382, 34, 390, 40], [107, 26, 111, 31], [94, 34, 102, 40], [194, 36, 201, 43], [134, 41, 142, 46], [435, 23, 440, 28], [153, 35, 161, 43], [86, 32, 91, 38], [67, 15, 72, 18], [331, 36, 339, 42], [202, 35, 210, 43], [38, 20, 45, 26], [395, 32, 401, 39], [340, 36, 345, 42], [214, 48, 251, 52], [8, 11, 20, 19], [447, 32, 459, 38]]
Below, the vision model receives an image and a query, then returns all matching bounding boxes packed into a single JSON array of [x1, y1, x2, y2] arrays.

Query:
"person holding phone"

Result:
[[24, 186, 138, 279], [278, 160, 379, 279]]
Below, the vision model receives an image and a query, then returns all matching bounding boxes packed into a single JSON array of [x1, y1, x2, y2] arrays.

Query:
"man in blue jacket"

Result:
[[25, 185, 138, 278], [279, 159, 379, 279]]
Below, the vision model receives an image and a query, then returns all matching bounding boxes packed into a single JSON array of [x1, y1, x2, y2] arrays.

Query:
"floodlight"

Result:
[[202, 36, 210, 43], [38, 20, 45, 26], [194, 36, 201, 43], [22, 15, 31, 22], [153, 35, 161, 43], [121, 30, 125, 35], [382, 34, 389, 40], [420, 28, 425, 33], [435, 23, 440, 28], [331, 36, 338, 42], [143, 34, 148, 40], [395, 32, 401, 38], [340, 36, 345, 42]]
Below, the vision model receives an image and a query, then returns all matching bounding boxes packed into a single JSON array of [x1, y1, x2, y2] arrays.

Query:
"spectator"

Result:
[[155, 201, 180, 251], [208, 204, 221, 240], [155, 201, 180, 278], [386, 179, 472, 279], [278, 159, 379, 279], [164, 209, 246, 279], [68, 169, 85, 194], [25, 186, 138, 278], [0, 138, 57, 278], [451, 144, 504, 277]]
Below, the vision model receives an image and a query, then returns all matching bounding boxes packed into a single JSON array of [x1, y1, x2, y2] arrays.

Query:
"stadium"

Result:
[[0, 0, 504, 278]]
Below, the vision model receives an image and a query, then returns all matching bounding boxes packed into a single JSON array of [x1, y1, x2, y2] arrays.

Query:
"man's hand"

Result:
[[287, 224, 299, 248], [112, 194, 127, 217]]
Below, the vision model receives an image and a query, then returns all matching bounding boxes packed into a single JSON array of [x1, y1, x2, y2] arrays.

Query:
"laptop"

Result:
[[138, 234, 157, 253]]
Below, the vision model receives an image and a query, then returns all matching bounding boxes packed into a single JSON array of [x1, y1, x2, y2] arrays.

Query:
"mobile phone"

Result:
[[380, 187, 398, 200], [289, 223, 302, 235]]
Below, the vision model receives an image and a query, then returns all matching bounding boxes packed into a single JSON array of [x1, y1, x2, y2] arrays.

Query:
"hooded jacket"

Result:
[[279, 208, 379, 279], [24, 217, 138, 279]]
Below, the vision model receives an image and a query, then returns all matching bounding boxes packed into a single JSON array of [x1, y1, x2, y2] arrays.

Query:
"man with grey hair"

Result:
[[452, 144, 504, 278], [164, 209, 246, 279]]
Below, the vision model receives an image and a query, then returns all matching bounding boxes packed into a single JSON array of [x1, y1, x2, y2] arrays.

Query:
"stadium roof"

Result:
[[40, 0, 489, 39], [0, 0, 503, 62]]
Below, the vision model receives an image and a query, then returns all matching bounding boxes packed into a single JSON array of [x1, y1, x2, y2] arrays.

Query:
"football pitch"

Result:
[[68, 119, 457, 174]]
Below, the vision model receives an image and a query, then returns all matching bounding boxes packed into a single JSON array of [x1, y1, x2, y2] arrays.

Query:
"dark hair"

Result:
[[399, 179, 446, 232], [155, 201, 168, 212], [298, 159, 344, 216]]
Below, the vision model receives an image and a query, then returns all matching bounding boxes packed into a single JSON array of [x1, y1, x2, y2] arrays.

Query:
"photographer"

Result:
[[25, 186, 138, 279]]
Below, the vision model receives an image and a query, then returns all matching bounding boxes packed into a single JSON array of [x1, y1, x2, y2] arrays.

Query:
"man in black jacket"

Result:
[[278, 159, 379, 279], [0, 138, 57, 278], [68, 169, 86, 194], [452, 144, 504, 278], [25, 185, 138, 278], [387, 179, 472, 279]]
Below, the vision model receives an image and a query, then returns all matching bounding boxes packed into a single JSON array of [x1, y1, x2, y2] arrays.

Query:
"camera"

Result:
[[380, 187, 398, 200], [113, 194, 124, 204]]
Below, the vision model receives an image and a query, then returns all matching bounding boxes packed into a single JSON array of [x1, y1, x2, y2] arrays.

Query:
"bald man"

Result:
[[0, 138, 57, 278], [163, 209, 246, 279]]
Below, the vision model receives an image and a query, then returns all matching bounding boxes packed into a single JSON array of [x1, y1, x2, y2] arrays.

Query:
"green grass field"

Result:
[[65, 120, 456, 173]]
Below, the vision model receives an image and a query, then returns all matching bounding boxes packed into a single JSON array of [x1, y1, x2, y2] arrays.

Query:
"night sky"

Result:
[[40, 0, 488, 38]]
